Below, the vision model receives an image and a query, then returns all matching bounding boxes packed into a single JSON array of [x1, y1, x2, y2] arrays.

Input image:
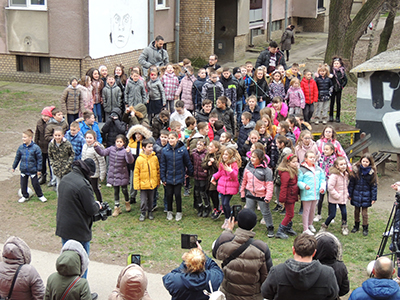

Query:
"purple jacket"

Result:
[[213, 162, 239, 195], [191, 148, 208, 181], [285, 86, 305, 109], [94, 145, 134, 186]]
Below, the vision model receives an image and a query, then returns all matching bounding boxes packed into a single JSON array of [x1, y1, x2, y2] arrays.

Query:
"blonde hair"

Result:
[[290, 77, 300, 86], [23, 129, 34, 138], [317, 63, 329, 75], [184, 248, 206, 273], [219, 147, 242, 166]]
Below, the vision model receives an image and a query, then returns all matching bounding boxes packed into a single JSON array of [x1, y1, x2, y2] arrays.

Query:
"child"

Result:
[[201, 70, 224, 108], [196, 99, 213, 124], [219, 132, 237, 150], [102, 75, 122, 120], [285, 78, 305, 115], [48, 127, 75, 191], [79, 75, 93, 114], [248, 67, 269, 108], [122, 103, 150, 129], [207, 112, 219, 142], [125, 69, 146, 107], [99, 65, 108, 85], [183, 116, 196, 144], [240, 130, 260, 167], [314, 64, 333, 124], [296, 114, 312, 131], [170, 100, 193, 134], [114, 64, 127, 104], [45, 107, 69, 144], [175, 66, 196, 112], [188, 122, 210, 154], [202, 141, 222, 219], [275, 153, 299, 239], [82, 130, 106, 203], [243, 95, 261, 122], [35, 106, 53, 185], [213, 120, 225, 141], [255, 120, 273, 160], [162, 63, 180, 112], [287, 115, 301, 142], [329, 57, 347, 123], [147, 67, 166, 121], [12, 129, 47, 203], [260, 114, 276, 138], [212, 96, 235, 135], [134, 139, 160, 221], [65, 121, 85, 161], [211, 148, 241, 229], [191, 139, 210, 217], [237, 112, 256, 153], [284, 63, 302, 92], [241, 149, 274, 237], [295, 130, 319, 166], [170, 120, 183, 141], [78, 111, 103, 144], [267, 96, 288, 126], [102, 108, 126, 148], [152, 110, 170, 140], [153, 130, 170, 212], [277, 120, 296, 146], [60, 76, 84, 125], [301, 69, 318, 123], [220, 68, 237, 111], [319, 156, 350, 236], [314, 142, 336, 222], [88, 68, 104, 122], [297, 151, 326, 236], [95, 135, 134, 216], [348, 153, 377, 236], [269, 70, 286, 101], [160, 131, 194, 221], [233, 66, 247, 127], [192, 68, 208, 112]]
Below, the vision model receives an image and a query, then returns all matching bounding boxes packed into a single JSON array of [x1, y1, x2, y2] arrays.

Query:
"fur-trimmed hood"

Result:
[[315, 231, 343, 261], [127, 124, 152, 140], [2, 236, 31, 265]]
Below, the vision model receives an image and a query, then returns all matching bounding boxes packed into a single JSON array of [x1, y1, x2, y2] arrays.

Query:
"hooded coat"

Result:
[[212, 106, 235, 135], [45, 117, 69, 143], [348, 164, 377, 208], [213, 161, 239, 195], [124, 79, 146, 107], [192, 77, 207, 111], [237, 121, 256, 153], [60, 85, 83, 115], [176, 74, 196, 111], [134, 152, 160, 190], [327, 168, 349, 205], [301, 77, 318, 105], [0, 236, 45, 300], [81, 143, 106, 180], [138, 40, 169, 76], [123, 104, 150, 129], [348, 278, 400, 300], [297, 163, 326, 201], [48, 137, 74, 178], [79, 119, 103, 144], [151, 114, 169, 140], [201, 79, 224, 106], [102, 108, 127, 147], [241, 162, 273, 200], [191, 148, 208, 181]]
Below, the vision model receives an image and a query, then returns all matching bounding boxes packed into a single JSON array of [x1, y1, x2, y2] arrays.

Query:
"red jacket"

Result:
[[301, 77, 318, 104], [278, 170, 299, 204]]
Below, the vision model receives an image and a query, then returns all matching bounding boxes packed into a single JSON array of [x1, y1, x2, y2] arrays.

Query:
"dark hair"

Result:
[[86, 68, 99, 81], [155, 35, 164, 42], [159, 110, 170, 118], [353, 152, 378, 184], [279, 121, 290, 134], [169, 131, 179, 139], [276, 135, 293, 151], [323, 142, 335, 154], [287, 115, 300, 129], [160, 129, 170, 136], [217, 95, 228, 105], [175, 100, 185, 108], [252, 149, 266, 164], [202, 99, 212, 106], [51, 107, 62, 116], [222, 67, 230, 73], [272, 96, 283, 103], [142, 139, 154, 148], [185, 116, 196, 127], [210, 54, 218, 60], [330, 56, 345, 70], [269, 41, 278, 48], [85, 130, 97, 140], [303, 69, 311, 75], [222, 131, 232, 141], [293, 234, 317, 257], [320, 125, 337, 140], [83, 111, 94, 120], [23, 129, 34, 138], [115, 134, 126, 144], [214, 120, 224, 131]]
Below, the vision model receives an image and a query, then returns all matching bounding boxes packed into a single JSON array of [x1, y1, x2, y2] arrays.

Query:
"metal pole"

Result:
[[175, 0, 180, 62], [268, 0, 272, 41], [285, 0, 288, 28]]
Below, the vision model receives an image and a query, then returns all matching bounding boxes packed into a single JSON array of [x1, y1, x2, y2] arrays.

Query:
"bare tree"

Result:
[[377, 0, 400, 55]]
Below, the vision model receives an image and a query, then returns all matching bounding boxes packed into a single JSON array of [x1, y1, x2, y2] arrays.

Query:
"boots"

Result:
[[196, 205, 203, 217], [112, 206, 122, 217], [272, 203, 283, 212], [319, 223, 328, 233], [285, 221, 297, 236], [363, 224, 369, 236], [275, 224, 288, 239], [38, 173, 47, 185], [202, 205, 211, 218], [351, 222, 360, 233], [125, 201, 131, 212], [342, 223, 349, 236]]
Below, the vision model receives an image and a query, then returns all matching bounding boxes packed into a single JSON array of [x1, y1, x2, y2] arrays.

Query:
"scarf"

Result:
[[360, 165, 371, 176]]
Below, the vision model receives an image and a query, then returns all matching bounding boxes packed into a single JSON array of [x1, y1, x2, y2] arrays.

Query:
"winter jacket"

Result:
[[122, 103, 151, 129], [102, 83, 122, 113], [248, 77, 270, 104], [0, 236, 45, 300], [56, 164, 100, 242], [153, 138, 168, 163], [261, 258, 338, 300], [45, 241, 91, 300], [134, 152, 160, 190], [278, 171, 299, 204], [348, 165, 377, 208], [269, 81, 286, 100], [162, 72, 179, 101], [301, 77, 318, 104], [220, 75, 237, 109], [284, 69, 302, 92], [292, 126, 301, 141], [163, 255, 223, 300], [331, 67, 348, 93], [295, 141, 320, 164], [114, 74, 127, 103], [243, 105, 261, 123], [202, 151, 220, 191], [222, 140, 238, 150], [259, 135, 273, 160], [280, 28, 294, 51], [160, 140, 193, 185], [236, 77, 247, 104], [176, 74, 196, 111], [35, 118, 48, 153], [267, 102, 288, 126], [127, 125, 152, 160], [201, 79, 224, 106], [272, 146, 292, 176], [316, 138, 350, 168], [45, 117, 69, 143], [48, 138, 74, 178], [212, 107, 235, 135], [138, 40, 169, 76], [170, 109, 193, 131], [95, 145, 134, 186], [125, 79, 146, 107], [297, 163, 326, 201], [237, 121, 256, 153], [213, 228, 272, 300], [195, 109, 210, 124], [214, 128, 225, 141], [147, 78, 166, 106], [91, 79, 104, 105], [65, 130, 86, 161], [81, 143, 106, 180], [315, 75, 333, 101], [285, 86, 305, 109], [79, 120, 103, 144], [13, 142, 42, 175], [349, 278, 400, 300], [241, 162, 273, 200], [213, 161, 239, 195], [109, 264, 152, 300], [191, 148, 208, 181], [60, 85, 83, 115], [317, 153, 337, 180], [255, 48, 288, 71], [102, 108, 127, 147], [328, 169, 349, 205], [151, 114, 169, 140], [192, 77, 207, 111], [80, 85, 93, 112]]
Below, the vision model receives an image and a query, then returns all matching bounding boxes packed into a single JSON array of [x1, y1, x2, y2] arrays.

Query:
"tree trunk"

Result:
[[377, 0, 399, 55], [366, 11, 382, 60], [325, 0, 386, 69]]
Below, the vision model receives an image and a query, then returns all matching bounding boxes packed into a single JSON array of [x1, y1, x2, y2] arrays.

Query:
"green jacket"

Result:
[[48, 138, 74, 178]]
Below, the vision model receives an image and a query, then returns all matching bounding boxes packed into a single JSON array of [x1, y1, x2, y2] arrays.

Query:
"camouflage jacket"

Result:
[[48, 137, 75, 178]]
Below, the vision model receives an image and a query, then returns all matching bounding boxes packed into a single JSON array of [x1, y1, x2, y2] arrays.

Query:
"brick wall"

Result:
[[302, 14, 327, 33]]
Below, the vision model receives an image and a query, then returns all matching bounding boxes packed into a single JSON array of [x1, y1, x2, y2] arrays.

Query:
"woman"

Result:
[[163, 243, 223, 300], [280, 25, 295, 62]]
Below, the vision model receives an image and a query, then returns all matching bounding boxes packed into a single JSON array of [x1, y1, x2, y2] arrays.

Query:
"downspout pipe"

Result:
[[149, 0, 154, 42], [175, 0, 180, 62]]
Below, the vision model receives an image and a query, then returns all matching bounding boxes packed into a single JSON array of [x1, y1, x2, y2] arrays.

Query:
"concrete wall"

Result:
[[154, 0, 175, 43], [214, 0, 237, 62], [237, 0, 249, 35]]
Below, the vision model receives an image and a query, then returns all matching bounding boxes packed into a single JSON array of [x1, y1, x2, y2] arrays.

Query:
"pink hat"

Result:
[[41, 106, 55, 117]]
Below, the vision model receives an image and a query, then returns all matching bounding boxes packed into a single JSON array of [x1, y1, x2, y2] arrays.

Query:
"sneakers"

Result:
[[176, 212, 182, 221], [125, 202, 131, 212], [303, 229, 314, 236], [148, 212, 154, 220], [129, 197, 136, 204], [267, 227, 275, 238], [314, 120, 319, 124], [184, 189, 190, 197], [279, 208, 286, 215], [308, 225, 316, 233], [167, 211, 173, 220], [151, 205, 158, 212], [272, 204, 283, 212], [322, 120, 327, 125], [139, 213, 146, 222], [221, 219, 229, 229], [260, 218, 266, 225], [39, 196, 47, 203], [106, 183, 112, 187], [313, 214, 322, 222], [331, 218, 335, 224], [212, 209, 222, 220], [18, 197, 28, 203], [342, 225, 349, 236], [112, 206, 122, 217]]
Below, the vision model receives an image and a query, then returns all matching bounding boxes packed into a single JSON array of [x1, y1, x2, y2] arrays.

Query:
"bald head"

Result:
[[373, 257, 395, 279]]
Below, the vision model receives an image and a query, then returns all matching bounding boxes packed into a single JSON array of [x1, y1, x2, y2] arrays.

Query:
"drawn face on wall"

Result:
[[110, 12, 133, 48]]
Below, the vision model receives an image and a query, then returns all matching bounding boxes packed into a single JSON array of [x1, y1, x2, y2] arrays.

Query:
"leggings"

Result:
[[302, 200, 317, 231], [166, 184, 182, 212], [221, 194, 233, 219], [208, 190, 219, 210], [330, 90, 342, 118], [325, 203, 347, 225], [89, 178, 103, 203], [281, 202, 295, 226], [113, 185, 129, 207]]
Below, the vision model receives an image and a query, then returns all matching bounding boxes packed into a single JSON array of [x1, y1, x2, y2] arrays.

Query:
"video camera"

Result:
[[93, 201, 112, 222]]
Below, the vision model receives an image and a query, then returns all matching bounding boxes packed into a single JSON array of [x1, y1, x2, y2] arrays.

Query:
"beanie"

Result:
[[41, 106, 55, 117], [237, 209, 257, 231], [233, 67, 241, 75], [83, 158, 96, 176]]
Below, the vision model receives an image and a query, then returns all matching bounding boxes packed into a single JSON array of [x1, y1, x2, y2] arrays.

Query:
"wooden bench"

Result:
[[345, 132, 372, 160], [375, 149, 400, 174]]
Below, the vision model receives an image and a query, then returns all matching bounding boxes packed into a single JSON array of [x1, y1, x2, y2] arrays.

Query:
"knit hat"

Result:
[[41, 106, 55, 117], [70, 76, 79, 83], [83, 158, 96, 176], [237, 209, 257, 230], [233, 67, 241, 75]]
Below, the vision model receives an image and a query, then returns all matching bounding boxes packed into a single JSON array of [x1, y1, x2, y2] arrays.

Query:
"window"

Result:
[[156, 0, 169, 10], [271, 20, 282, 31], [8, 0, 46, 10], [17, 55, 50, 73]]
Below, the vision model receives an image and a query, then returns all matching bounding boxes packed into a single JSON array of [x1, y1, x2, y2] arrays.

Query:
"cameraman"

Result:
[[390, 183, 400, 283], [55, 159, 101, 285]]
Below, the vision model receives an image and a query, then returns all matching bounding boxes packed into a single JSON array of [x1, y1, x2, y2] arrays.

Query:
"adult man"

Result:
[[255, 41, 287, 73], [203, 54, 221, 70], [349, 257, 400, 300], [138, 35, 169, 76], [213, 209, 272, 300], [261, 233, 339, 300], [79, 111, 103, 143]]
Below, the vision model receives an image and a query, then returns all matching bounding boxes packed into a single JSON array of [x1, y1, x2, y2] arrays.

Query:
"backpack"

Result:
[[203, 280, 226, 300]]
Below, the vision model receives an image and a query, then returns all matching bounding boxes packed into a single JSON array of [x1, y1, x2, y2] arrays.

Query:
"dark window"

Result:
[[17, 55, 50, 73], [318, 0, 324, 9]]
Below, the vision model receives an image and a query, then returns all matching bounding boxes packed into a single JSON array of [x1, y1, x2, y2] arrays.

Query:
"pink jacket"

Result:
[[240, 162, 273, 200], [292, 126, 301, 141], [327, 170, 349, 205], [295, 140, 320, 163], [175, 75, 195, 111], [316, 138, 351, 170], [267, 102, 288, 126], [213, 162, 239, 195], [285, 86, 305, 109], [162, 72, 179, 101]]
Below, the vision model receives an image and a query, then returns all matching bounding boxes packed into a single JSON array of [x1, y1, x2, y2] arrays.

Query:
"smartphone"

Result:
[[231, 205, 242, 219], [181, 234, 201, 249], [127, 254, 141, 266]]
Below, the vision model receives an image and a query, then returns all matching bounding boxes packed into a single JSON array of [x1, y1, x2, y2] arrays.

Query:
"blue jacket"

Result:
[[79, 121, 102, 144], [315, 75, 333, 100], [348, 165, 377, 208], [65, 130, 86, 161], [160, 141, 194, 185], [162, 255, 223, 300], [349, 278, 400, 300], [297, 164, 326, 201], [12, 142, 42, 175], [237, 120, 256, 153]]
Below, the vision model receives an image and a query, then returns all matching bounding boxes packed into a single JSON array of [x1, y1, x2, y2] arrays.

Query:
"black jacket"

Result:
[[212, 107, 235, 135], [195, 109, 210, 124], [192, 77, 207, 111], [151, 114, 169, 140], [315, 76, 333, 99], [238, 121, 256, 154], [255, 49, 288, 71], [243, 104, 261, 123], [102, 108, 126, 147], [331, 69, 348, 92], [248, 77, 270, 104]]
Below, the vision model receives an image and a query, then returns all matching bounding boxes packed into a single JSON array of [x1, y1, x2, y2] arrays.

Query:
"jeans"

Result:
[[62, 238, 90, 279], [258, 100, 266, 109], [236, 100, 243, 127], [67, 114, 79, 126], [325, 203, 347, 225], [20, 174, 43, 198], [166, 184, 182, 212], [93, 103, 102, 122], [246, 198, 273, 228], [221, 194, 233, 219]]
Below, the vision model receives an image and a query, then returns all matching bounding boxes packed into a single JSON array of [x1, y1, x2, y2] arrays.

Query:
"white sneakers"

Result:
[[18, 197, 28, 203], [39, 196, 47, 203], [303, 229, 314, 236], [313, 215, 322, 222], [167, 211, 173, 221], [175, 212, 182, 221], [260, 218, 266, 225], [309, 225, 316, 233]]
